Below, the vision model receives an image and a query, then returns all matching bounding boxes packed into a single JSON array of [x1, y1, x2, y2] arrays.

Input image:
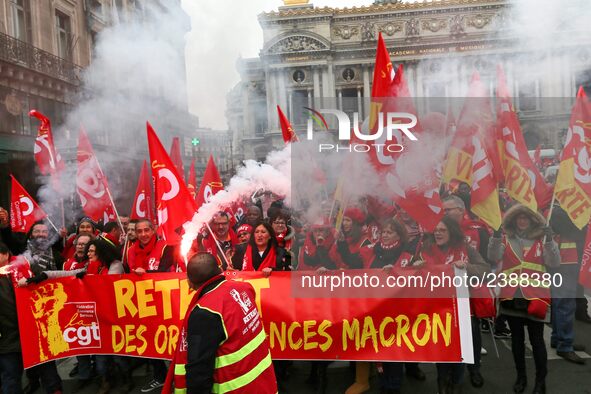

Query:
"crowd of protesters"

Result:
[[0, 178, 590, 394]]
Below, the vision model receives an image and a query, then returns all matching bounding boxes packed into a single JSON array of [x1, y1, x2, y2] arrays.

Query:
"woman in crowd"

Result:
[[270, 212, 296, 257], [232, 221, 291, 274], [414, 216, 489, 394], [488, 204, 559, 394], [329, 208, 372, 270], [359, 218, 425, 394]]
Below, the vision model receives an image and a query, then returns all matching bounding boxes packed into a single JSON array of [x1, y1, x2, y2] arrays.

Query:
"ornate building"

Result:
[[227, 0, 591, 162], [0, 0, 197, 214]]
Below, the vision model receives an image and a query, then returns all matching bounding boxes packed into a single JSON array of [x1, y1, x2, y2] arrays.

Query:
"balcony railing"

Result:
[[0, 32, 82, 85]]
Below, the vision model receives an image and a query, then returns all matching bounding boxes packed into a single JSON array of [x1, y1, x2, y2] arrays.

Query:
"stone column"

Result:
[[337, 88, 343, 111], [313, 66, 321, 107], [357, 87, 363, 119], [363, 64, 371, 115], [278, 70, 288, 116]]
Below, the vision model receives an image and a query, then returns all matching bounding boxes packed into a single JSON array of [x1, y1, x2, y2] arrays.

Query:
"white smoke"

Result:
[[180, 146, 291, 257]]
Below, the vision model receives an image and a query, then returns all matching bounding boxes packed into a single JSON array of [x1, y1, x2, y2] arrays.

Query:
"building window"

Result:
[[517, 79, 539, 112], [55, 10, 73, 61], [10, 0, 32, 43], [341, 88, 359, 120], [253, 101, 267, 137], [289, 90, 308, 126]]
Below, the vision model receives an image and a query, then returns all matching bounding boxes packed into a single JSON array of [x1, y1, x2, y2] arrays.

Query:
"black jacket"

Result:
[[0, 276, 20, 354], [186, 276, 226, 393]]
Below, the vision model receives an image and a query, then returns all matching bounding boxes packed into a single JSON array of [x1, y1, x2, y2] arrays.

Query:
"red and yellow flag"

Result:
[[554, 87, 591, 229], [496, 65, 552, 212], [443, 73, 502, 230]]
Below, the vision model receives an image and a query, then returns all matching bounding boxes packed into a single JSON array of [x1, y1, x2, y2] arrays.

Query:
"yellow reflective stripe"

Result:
[[174, 389, 186, 394], [174, 364, 186, 375], [560, 242, 576, 249], [215, 329, 266, 369], [212, 352, 272, 393], [501, 261, 546, 275]]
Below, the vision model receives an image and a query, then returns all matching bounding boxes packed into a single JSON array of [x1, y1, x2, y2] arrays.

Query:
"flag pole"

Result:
[[204, 221, 232, 269]]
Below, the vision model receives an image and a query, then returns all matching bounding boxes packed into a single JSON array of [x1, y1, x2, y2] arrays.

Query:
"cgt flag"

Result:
[[195, 155, 224, 210], [443, 73, 502, 230], [277, 105, 299, 144], [496, 65, 552, 212], [147, 123, 197, 244], [29, 110, 64, 186], [554, 87, 591, 229], [9, 175, 47, 233], [131, 160, 154, 221], [76, 130, 116, 224]]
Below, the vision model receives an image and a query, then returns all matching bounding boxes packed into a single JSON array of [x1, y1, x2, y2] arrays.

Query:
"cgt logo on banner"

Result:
[[28, 283, 101, 362], [305, 107, 418, 153]]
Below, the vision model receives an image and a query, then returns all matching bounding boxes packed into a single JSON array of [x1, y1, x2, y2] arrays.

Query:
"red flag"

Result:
[[169, 137, 185, 182], [147, 123, 197, 244], [9, 175, 47, 233], [29, 110, 64, 185], [554, 86, 591, 228], [76, 130, 117, 223], [443, 73, 502, 230], [131, 160, 154, 221], [277, 106, 299, 144], [496, 65, 552, 212], [187, 158, 197, 201], [195, 155, 224, 210]]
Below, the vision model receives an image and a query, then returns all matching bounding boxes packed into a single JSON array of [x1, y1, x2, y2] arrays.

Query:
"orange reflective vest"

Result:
[[499, 238, 550, 318], [164, 275, 277, 394]]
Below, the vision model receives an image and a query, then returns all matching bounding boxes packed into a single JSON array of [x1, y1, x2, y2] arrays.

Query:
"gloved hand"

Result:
[[26, 272, 48, 284], [75, 271, 87, 279], [543, 226, 553, 240]]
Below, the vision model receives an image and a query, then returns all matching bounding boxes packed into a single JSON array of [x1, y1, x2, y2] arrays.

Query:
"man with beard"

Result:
[[200, 211, 238, 270]]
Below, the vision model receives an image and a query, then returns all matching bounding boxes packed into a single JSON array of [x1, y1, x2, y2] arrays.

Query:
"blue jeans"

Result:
[[551, 264, 578, 352], [0, 352, 23, 394]]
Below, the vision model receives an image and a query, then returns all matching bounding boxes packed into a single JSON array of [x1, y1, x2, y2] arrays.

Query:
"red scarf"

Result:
[[133, 236, 158, 270], [86, 260, 108, 275], [242, 244, 277, 271], [422, 243, 467, 267]]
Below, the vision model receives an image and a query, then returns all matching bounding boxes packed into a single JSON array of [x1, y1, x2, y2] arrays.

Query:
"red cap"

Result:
[[344, 208, 366, 224], [237, 224, 253, 235]]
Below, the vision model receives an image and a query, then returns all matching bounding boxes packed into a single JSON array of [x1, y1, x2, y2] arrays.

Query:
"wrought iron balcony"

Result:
[[0, 32, 81, 85]]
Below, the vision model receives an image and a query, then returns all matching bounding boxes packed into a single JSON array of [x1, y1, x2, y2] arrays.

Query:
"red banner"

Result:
[[15, 269, 471, 368]]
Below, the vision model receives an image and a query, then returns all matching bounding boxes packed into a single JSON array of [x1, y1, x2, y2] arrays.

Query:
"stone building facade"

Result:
[[0, 0, 197, 214], [227, 0, 591, 162]]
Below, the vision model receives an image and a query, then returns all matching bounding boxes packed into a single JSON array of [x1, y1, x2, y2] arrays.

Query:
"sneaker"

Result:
[[481, 318, 492, 332], [140, 379, 164, 393], [494, 327, 512, 339], [481, 346, 488, 355]]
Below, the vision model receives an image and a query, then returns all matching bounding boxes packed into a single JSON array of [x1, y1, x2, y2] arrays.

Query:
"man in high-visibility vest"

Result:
[[164, 252, 277, 393]]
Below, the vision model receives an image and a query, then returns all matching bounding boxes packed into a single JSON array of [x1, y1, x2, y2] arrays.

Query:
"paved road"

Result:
[[24, 297, 589, 394]]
